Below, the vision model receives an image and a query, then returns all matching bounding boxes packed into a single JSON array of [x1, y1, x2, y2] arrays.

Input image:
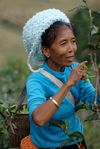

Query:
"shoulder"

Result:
[[27, 72, 39, 80], [27, 72, 41, 80], [26, 71, 47, 94], [26, 71, 43, 85], [26, 70, 49, 87]]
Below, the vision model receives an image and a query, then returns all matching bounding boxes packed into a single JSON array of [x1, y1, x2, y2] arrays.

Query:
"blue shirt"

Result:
[[26, 62, 95, 148]]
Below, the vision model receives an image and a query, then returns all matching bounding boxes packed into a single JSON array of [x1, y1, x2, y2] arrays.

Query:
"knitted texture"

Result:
[[22, 8, 70, 71]]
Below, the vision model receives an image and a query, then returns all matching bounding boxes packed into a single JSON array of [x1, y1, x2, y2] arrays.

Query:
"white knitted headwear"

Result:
[[23, 8, 70, 72]]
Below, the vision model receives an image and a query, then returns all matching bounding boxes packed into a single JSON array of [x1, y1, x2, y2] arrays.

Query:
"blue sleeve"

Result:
[[97, 95, 100, 103], [79, 79, 95, 106], [26, 74, 46, 115]]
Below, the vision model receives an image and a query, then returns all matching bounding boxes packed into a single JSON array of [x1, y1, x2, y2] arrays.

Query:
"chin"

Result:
[[64, 62, 73, 67]]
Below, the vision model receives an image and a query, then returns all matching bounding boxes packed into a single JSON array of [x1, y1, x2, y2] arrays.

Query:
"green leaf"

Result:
[[91, 25, 98, 36], [49, 120, 68, 133], [92, 11, 100, 27], [70, 131, 84, 141], [90, 27, 100, 46], [75, 102, 90, 112], [91, 103, 100, 112], [60, 132, 85, 148], [85, 112, 99, 121], [75, 103, 85, 112]]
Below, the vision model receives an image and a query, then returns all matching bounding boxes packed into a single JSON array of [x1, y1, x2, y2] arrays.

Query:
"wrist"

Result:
[[65, 79, 74, 89]]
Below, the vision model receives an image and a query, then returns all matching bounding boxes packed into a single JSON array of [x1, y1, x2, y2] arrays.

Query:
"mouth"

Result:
[[66, 55, 74, 58]]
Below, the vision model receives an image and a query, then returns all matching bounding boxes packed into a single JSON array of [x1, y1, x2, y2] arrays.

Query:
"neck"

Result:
[[47, 59, 65, 72]]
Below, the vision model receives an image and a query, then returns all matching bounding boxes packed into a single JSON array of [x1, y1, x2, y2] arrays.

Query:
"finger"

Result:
[[82, 72, 87, 79], [78, 61, 88, 69], [77, 70, 84, 78], [78, 61, 88, 67]]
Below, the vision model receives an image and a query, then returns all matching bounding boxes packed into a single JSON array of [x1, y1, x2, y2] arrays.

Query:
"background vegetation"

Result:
[[0, 0, 100, 148]]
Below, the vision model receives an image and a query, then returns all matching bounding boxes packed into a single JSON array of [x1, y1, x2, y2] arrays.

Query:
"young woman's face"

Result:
[[43, 25, 77, 71]]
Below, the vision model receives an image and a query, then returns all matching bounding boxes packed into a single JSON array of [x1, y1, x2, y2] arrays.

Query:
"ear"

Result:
[[42, 47, 50, 58]]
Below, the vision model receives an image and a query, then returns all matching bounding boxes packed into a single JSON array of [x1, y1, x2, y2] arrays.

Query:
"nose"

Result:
[[67, 42, 73, 53]]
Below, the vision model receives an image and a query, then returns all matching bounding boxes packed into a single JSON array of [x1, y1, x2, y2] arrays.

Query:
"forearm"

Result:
[[32, 62, 87, 126], [32, 81, 73, 126]]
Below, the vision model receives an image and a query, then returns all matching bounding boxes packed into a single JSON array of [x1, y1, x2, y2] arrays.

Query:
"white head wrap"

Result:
[[22, 8, 70, 72]]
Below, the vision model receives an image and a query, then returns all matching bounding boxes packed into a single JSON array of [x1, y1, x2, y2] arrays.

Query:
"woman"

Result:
[[21, 8, 98, 149]]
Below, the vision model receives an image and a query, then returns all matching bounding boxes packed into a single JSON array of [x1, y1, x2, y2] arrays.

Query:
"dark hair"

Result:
[[41, 21, 75, 48]]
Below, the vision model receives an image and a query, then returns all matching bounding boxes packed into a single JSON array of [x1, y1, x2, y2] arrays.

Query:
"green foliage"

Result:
[[85, 112, 99, 121], [71, 5, 100, 63], [71, 7, 90, 59], [84, 121, 100, 149], [0, 58, 30, 148], [76, 101, 100, 121], [0, 58, 30, 104], [0, 101, 12, 148], [60, 131, 84, 148], [0, 1, 100, 148], [0, 98, 29, 148], [49, 120, 68, 134], [92, 11, 100, 27], [50, 100, 100, 148], [49, 120, 85, 148], [0, 123, 9, 149]]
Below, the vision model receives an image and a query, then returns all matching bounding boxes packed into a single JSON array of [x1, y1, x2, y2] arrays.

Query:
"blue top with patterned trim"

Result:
[[26, 62, 96, 148]]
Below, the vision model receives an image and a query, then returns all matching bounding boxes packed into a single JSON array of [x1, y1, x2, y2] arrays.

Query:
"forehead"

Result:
[[55, 25, 74, 41]]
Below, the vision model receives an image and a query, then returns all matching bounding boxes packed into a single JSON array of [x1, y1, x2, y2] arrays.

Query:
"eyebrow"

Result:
[[59, 37, 76, 43]]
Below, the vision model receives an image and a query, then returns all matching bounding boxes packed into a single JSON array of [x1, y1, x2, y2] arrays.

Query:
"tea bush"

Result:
[[0, 58, 30, 104]]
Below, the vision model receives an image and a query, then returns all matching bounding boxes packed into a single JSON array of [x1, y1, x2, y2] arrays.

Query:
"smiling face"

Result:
[[42, 23, 77, 71]]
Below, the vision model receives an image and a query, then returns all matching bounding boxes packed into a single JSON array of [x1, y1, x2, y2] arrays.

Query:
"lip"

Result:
[[66, 55, 74, 58]]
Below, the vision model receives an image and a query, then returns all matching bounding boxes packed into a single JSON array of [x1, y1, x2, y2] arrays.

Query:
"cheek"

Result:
[[74, 47, 77, 53], [72, 44, 77, 53], [75, 44, 77, 51], [50, 51, 64, 61], [50, 47, 65, 57], [74, 43, 77, 52]]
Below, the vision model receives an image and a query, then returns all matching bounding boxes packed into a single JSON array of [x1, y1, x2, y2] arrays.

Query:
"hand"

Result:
[[67, 61, 88, 86]]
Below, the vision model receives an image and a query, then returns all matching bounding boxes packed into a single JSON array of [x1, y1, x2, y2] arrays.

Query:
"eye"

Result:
[[60, 42, 66, 46], [72, 39, 76, 44]]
